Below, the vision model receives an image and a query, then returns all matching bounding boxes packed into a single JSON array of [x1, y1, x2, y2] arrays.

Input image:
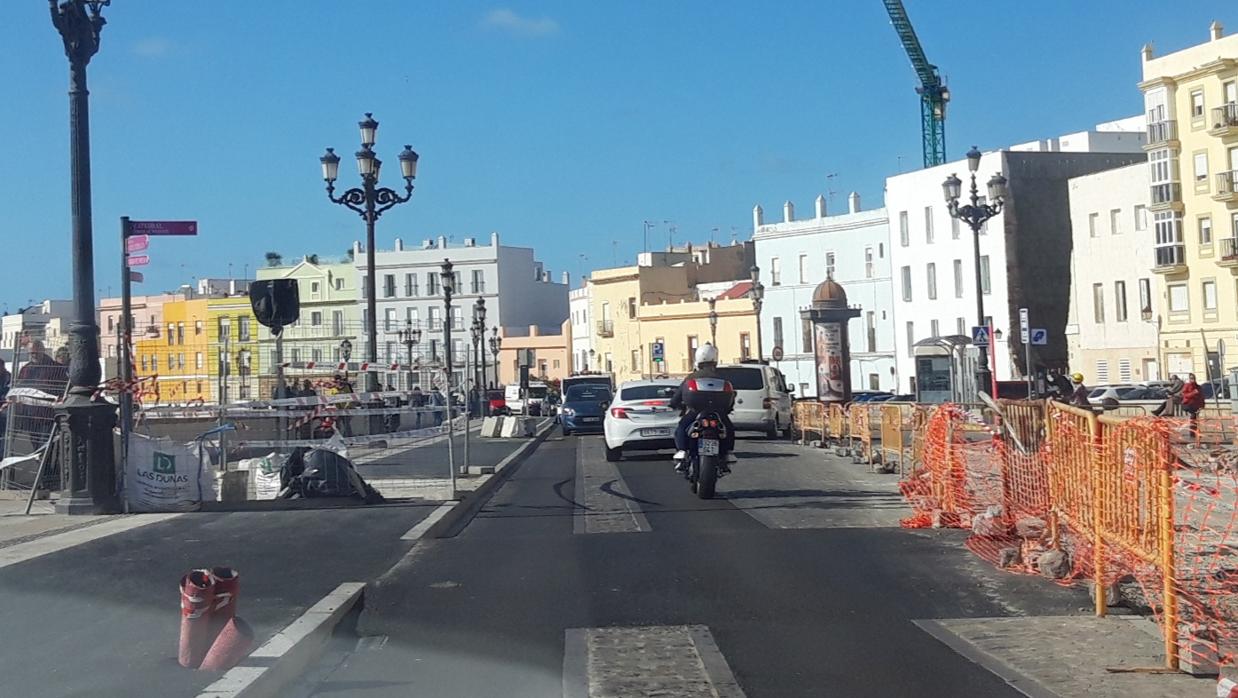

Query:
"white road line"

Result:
[[400, 502, 457, 541], [0, 513, 182, 570], [573, 437, 651, 535], [563, 625, 747, 697], [198, 582, 365, 698]]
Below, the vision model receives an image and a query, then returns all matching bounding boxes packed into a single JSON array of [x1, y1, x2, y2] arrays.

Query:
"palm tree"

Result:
[[264, 251, 282, 267]]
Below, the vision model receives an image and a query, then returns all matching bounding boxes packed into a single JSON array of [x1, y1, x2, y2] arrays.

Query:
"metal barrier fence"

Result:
[[1, 334, 71, 492], [895, 399, 1238, 673]]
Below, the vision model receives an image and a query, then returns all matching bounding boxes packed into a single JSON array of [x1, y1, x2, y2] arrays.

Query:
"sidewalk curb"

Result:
[[422, 419, 555, 540], [197, 582, 365, 698]]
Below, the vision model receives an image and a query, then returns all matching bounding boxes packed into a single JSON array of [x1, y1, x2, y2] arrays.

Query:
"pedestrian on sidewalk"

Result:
[[410, 386, 425, 430], [1182, 373, 1205, 441]]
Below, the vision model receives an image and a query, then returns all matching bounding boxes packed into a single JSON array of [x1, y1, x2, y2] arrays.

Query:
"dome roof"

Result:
[[811, 278, 848, 308]]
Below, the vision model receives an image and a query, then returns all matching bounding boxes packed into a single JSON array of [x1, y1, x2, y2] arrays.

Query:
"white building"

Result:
[[887, 124, 1147, 392], [1064, 163, 1161, 384], [753, 192, 898, 394], [568, 283, 593, 373], [360, 232, 569, 387], [1, 299, 74, 365]]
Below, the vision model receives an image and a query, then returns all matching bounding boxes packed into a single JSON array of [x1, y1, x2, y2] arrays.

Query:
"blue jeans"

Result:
[[674, 412, 736, 453]]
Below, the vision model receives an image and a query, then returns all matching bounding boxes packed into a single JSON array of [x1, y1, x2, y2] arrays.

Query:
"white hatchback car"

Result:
[[602, 379, 682, 462]]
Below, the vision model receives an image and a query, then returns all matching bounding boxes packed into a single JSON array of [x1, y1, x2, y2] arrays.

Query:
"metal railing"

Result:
[[1216, 170, 1237, 197], [1153, 244, 1186, 269], [1210, 104, 1238, 131], [1146, 120, 1177, 144], [596, 319, 614, 337], [1221, 237, 1238, 262], [1150, 182, 1181, 206]]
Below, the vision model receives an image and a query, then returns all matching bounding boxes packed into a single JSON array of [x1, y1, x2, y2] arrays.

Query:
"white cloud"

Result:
[[481, 8, 560, 38], [132, 37, 172, 57]]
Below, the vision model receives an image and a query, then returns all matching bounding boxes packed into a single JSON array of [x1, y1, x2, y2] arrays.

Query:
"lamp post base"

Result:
[[54, 395, 119, 515], [976, 368, 994, 398]]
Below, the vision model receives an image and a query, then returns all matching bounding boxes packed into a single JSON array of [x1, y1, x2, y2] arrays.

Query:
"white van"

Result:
[[716, 363, 793, 438], [505, 381, 549, 415]]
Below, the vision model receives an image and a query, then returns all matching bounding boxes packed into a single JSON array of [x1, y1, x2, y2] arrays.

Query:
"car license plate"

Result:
[[699, 438, 720, 456], [640, 427, 671, 437], [580, 417, 599, 423]]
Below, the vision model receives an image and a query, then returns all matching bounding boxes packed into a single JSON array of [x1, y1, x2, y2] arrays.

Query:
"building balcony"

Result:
[[596, 319, 614, 337], [1208, 104, 1238, 137], [1149, 182, 1182, 211], [1219, 238, 1238, 267], [1214, 170, 1238, 203], [1145, 120, 1178, 148], [1152, 244, 1187, 274]]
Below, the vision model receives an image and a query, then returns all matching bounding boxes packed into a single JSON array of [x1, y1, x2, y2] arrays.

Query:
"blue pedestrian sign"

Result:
[[971, 326, 991, 346], [1030, 328, 1048, 346], [651, 341, 665, 362]]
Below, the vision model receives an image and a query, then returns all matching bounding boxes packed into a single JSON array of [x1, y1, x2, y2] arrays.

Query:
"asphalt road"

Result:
[[304, 430, 1087, 697], [353, 432, 527, 480], [0, 503, 440, 698]]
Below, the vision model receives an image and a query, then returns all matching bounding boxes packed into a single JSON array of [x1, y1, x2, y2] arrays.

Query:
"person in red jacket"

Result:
[[1181, 373, 1205, 440]]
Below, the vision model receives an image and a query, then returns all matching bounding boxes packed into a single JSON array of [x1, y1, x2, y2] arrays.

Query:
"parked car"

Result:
[[1116, 386, 1168, 401], [850, 391, 889, 402], [1087, 384, 1141, 402], [716, 362, 793, 439], [486, 389, 510, 416], [602, 379, 681, 461], [560, 384, 613, 436]]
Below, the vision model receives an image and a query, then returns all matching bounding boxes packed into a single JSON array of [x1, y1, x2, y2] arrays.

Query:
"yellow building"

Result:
[[132, 298, 212, 404], [585, 242, 758, 382], [206, 296, 262, 403], [1141, 23, 1238, 379]]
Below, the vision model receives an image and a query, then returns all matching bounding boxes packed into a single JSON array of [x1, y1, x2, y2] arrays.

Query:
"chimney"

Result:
[[814, 194, 827, 218], [529, 325, 540, 337], [352, 240, 362, 255], [1141, 43, 1154, 62], [422, 239, 434, 249], [464, 237, 477, 247], [848, 191, 861, 214], [437, 235, 447, 249], [490, 231, 500, 247], [752, 204, 763, 230], [394, 237, 403, 251], [783, 200, 795, 223], [1211, 20, 1224, 41], [561, 271, 569, 285]]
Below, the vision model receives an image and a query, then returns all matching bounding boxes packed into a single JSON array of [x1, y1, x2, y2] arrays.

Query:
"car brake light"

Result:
[[640, 400, 667, 406], [610, 407, 630, 419]]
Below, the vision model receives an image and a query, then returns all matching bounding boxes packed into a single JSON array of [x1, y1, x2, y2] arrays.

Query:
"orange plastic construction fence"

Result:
[[793, 401, 827, 442], [848, 404, 873, 464], [898, 399, 1238, 674], [827, 403, 848, 444]]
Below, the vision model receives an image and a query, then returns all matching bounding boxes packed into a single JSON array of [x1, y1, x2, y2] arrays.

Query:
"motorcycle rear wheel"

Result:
[[697, 454, 718, 499]]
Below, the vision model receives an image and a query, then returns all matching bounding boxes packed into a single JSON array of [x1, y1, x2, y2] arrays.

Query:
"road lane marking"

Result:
[[400, 502, 458, 540], [562, 625, 746, 698], [0, 513, 182, 569], [573, 437, 651, 534]]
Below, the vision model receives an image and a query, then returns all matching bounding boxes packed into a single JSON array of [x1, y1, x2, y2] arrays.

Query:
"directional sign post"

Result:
[[126, 255, 150, 267], [128, 271, 144, 283], [129, 220, 198, 236], [125, 234, 149, 253], [1020, 308, 1032, 397], [1019, 307, 1030, 344]]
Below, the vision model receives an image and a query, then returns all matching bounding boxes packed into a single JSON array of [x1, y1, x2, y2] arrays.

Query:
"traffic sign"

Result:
[[127, 254, 150, 267], [1019, 308, 1030, 343], [1030, 328, 1048, 346], [771, 345, 784, 361], [129, 271, 144, 283], [125, 234, 149, 253], [129, 220, 198, 236], [971, 326, 991, 346], [651, 341, 665, 361]]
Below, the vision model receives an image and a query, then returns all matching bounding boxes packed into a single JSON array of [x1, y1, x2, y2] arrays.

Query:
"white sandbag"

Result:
[[124, 432, 217, 512]]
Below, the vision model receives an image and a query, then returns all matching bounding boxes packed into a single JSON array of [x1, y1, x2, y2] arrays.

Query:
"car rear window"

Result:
[[717, 367, 764, 391], [620, 384, 678, 401], [566, 386, 611, 401]]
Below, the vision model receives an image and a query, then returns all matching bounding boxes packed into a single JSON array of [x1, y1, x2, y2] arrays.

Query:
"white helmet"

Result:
[[694, 343, 719, 366]]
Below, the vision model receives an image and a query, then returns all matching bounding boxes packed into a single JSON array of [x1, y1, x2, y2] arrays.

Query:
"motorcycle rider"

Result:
[[668, 343, 737, 472]]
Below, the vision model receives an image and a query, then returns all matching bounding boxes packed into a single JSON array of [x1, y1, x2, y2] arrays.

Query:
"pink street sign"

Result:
[[129, 271, 144, 283], [129, 220, 197, 236], [126, 234, 149, 253], [127, 254, 150, 267]]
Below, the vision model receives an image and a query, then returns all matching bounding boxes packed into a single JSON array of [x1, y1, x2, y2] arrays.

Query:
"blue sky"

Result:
[[2, 1, 1234, 311]]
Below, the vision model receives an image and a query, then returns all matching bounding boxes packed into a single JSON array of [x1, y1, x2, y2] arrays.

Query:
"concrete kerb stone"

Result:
[[197, 582, 365, 698], [427, 419, 555, 538]]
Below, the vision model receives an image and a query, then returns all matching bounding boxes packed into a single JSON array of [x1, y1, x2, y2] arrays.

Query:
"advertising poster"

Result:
[[815, 322, 845, 402]]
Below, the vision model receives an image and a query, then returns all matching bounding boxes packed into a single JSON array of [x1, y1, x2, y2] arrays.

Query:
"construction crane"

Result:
[[882, 0, 949, 167]]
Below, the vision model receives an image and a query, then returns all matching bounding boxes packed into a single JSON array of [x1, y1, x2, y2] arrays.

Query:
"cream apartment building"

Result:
[[1141, 22, 1238, 379]]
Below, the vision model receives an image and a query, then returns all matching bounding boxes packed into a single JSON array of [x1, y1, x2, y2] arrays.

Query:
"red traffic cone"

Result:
[[178, 570, 216, 669], [199, 617, 255, 671], [207, 567, 239, 641]]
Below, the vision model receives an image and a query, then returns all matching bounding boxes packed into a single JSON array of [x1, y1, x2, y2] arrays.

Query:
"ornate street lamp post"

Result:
[[440, 260, 456, 395], [750, 265, 765, 361], [489, 329, 502, 386], [397, 321, 421, 390], [944, 146, 1008, 396], [320, 114, 419, 393], [49, 0, 116, 514], [473, 297, 488, 391], [707, 297, 719, 345]]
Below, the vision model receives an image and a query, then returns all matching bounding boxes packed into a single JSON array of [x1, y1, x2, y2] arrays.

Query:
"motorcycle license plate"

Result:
[[699, 438, 720, 456]]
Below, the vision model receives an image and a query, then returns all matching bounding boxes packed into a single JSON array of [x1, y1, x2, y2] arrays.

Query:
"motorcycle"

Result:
[[680, 376, 734, 500]]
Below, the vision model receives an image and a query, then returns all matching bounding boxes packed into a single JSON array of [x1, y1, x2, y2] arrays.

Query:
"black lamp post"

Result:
[[50, 0, 116, 514], [473, 296, 488, 394], [320, 114, 419, 393], [750, 265, 765, 361], [440, 260, 456, 393], [707, 297, 719, 344], [944, 145, 1008, 396], [397, 321, 421, 389], [489, 329, 501, 386]]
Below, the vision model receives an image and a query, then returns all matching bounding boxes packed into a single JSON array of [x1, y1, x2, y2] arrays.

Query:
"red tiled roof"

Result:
[[714, 281, 754, 300]]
